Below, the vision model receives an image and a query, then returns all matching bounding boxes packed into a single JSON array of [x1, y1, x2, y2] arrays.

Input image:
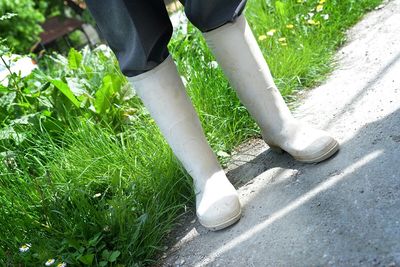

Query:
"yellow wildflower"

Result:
[[316, 4, 323, 12], [281, 42, 288, 46], [267, 29, 277, 36], [307, 19, 320, 25], [297, 0, 305, 3], [286, 24, 294, 29], [258, 35, 267, 41], [319, 0, 326, 4], [278, 37, 287, 42]]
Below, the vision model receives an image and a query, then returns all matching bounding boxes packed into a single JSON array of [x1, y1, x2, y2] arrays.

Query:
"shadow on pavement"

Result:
[[167, 106, 400, 266]]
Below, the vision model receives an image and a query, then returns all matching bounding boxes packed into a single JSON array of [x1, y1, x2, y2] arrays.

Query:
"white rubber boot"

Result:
[[203, 15, 339, 163], [128, 56, 241, 230]]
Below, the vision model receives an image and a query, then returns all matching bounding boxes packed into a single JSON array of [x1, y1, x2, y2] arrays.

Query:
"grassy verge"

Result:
[[245, 0, 383, 95], [1, 121, 193, 266], [0, 0, 383, 266]]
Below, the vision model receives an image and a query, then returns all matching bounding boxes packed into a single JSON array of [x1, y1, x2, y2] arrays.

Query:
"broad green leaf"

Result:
[[51, 79, 81, 107], [10, 113, 36, 125], [38, 95, 53, 109], [0, 85, 10, 93], [68, 48, 83, 70], [0, 92, 16, 107], [101, 249, 111, 260], [94, 75, 121, 114], [0, 126, 26, 144], [63, 238, 79, 250], [0, 126, 16, 140], [88, 232, 102, 247], [120, 82, 135, 101], [66, 77, 89, 96], [109, 250, 121, 262], [41, 110, 52, 117], [78, 254, 94, 265]]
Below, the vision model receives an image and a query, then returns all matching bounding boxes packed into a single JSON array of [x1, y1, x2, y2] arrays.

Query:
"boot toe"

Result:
[[293, 134, 339, 163], [197, 192, 242, 231], [269, 125, 340, 163]]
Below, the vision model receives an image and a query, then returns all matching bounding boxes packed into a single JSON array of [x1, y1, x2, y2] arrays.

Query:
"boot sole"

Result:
[[294, 138, 339, 163], [199, 207, 242, 231], [270, 139, 340, 163]]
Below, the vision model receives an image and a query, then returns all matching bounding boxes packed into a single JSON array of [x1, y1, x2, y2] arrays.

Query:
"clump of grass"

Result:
[[245, 0, 383, 96], [1, 120, 192, 266], [44, 121, 192, 265]]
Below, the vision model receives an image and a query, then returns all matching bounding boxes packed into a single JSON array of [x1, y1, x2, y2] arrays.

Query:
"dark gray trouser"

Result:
[[85, 0, 247, 77]]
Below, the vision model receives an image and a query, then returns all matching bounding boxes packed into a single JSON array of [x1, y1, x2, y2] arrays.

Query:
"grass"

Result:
[[1, 120, 193, 266], [42, 122, 191, 265], [0, 0, 383, 265]]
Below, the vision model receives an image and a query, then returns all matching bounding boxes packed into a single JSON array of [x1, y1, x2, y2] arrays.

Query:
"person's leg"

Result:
[[129, 57, 241, 230], [180, 0, 247, 32], [86, 0, 172, 76], [86, 0, 241, 230], [185, 1, 339, 163]]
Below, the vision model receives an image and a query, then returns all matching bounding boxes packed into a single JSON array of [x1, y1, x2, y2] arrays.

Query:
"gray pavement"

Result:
[[163, 0, 400, 266]]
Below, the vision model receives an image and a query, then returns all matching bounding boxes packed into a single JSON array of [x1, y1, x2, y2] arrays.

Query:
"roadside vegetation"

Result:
[[0, 0, 382, 265]]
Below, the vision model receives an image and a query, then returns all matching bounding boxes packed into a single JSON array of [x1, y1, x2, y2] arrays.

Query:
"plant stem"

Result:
[[0, 55, 30, 105]]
